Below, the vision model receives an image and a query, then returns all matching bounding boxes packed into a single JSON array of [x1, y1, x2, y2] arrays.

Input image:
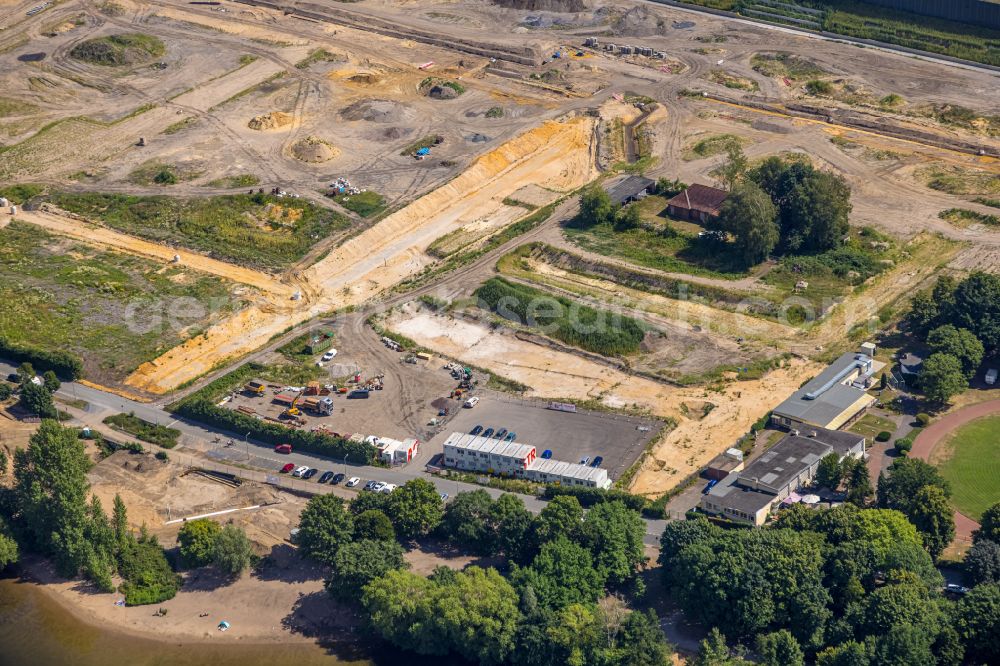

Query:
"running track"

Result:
[[911, 400, 1000, 542]]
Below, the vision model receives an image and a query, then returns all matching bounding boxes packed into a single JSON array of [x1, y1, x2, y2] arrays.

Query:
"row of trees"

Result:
[[908, 273, 1000, 403], [711, 152, 853, 266], [295, 482, 668, 666], [0, 420, 179, 605], [664, 503, 998, 665]]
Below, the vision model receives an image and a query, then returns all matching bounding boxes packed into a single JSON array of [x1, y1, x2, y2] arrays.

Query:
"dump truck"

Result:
[[244, 380, 266, 396], [302, 396, 334, 415]]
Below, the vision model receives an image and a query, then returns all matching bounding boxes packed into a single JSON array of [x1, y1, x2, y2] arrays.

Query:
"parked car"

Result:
[[580, 456, 590, 465], [321, 349, 338, 362], [331, 473, 346, 485], [318, 471, 334, 484], [348, 389, 370, 399], [945, 583, 970, 595], [987, 368, 998, 385], [274, 444, 292, 454], [372, 481, 387, 492], [364, 480, 378, 491], [280, 463, 295, 473], [5, 373, 17, 383], [494, 428, 508, 440], [541, 449, 553, 459], [483, 427, 495, 438], [440, 493, 449, 501], [591, 456, 603, 467], [702, 479, 719, 494], [302, 468, 318, 480], [463, 396, 480, 408], [292, 465, 310, 477], [346, 477, 361, 487], [380, 483, 397, 494], [470, 425, 484, 435], [504, 431, 516, 442]]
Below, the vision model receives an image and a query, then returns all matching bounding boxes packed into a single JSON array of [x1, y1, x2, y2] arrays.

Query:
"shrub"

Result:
[[805, 79, 833, 95], [155, 451, 168, 461], [173, 398, 376, 462], [0, 337, 83, 379], [876, 431, 892, 442], [915, 413, 930, 427], [119, 535, 180, 606], [894, 438, 913, 455], [542, 485, 647, 512], [103, 413, 180, 448]]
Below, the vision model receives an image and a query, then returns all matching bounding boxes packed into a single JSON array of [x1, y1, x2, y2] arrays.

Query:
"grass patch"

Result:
[[919, 165, 1000, 196], [563, 220, 748, 280], [750, 52, 825, 80], [849, 412, 897, 440], [294, 48, 341, 69], [205, 174, 260, 189], [683, 133, 747, 161], [474, 277, 647, 356], [0, 97, 39, 118], [127, 162, 201, 186], [0, 183, 47, 204], [103, 412, 180, 448], [939, 208, 1000, 228], [69, 33, 165, 66], [973, 197, 1000, 209], [936, 415, 1000, 520], [400, 134, 443, 157], [48, 192, 351, 270], [238, 54, 258, 66], [707, 70, 758, 91], [162, 117, 196, 135], [0, 221, 241, 384], [329, 190, 386, 218], [485, 106, 504, 118]]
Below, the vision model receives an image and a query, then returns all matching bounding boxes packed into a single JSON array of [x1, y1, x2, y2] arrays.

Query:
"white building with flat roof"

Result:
[[442, 433, 611, 489]]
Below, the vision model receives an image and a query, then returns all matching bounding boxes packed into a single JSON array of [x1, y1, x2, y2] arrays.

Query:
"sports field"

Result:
[[936, 414, 1000, 521]]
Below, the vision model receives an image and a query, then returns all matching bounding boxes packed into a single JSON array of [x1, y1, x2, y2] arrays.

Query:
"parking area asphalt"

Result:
[[424, 395, 662, 480]]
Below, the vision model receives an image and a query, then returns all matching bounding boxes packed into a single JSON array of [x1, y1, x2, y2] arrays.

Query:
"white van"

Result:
[[464, 396, 480, 408], [986, 368, 998, 386]]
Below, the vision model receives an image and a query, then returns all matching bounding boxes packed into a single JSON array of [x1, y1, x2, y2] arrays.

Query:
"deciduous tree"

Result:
[[713, 182, 778, 267], [926, 325, 984, 379], [326, 539, 407, 600], [387, 478, 443, 539], [296, 494, 353, 565], [178, 518, 222, 568]]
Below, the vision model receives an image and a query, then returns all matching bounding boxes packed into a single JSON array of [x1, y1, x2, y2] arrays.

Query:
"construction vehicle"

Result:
[[244, 380, 266, 396], [280, 394, 302, 418]]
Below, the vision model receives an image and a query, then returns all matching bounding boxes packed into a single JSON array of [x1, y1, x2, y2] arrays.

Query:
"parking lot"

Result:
[[425, 395, 662, 481]]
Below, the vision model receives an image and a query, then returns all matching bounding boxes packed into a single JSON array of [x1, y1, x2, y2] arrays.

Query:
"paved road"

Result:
[[3, 360, 667, 545], [912, 401, 999, 542]]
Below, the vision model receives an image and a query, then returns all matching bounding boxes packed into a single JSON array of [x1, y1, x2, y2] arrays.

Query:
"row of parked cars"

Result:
[[469, 424, 517, 442], [278, 463, 363, 487]]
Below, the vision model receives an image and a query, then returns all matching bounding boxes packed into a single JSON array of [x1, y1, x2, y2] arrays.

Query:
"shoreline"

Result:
[[14, 555, 363, 649]]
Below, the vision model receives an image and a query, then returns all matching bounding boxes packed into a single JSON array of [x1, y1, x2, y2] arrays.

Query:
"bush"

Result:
[[915, 413, 930, 427], [0, 337, 83, 380], [155, 451, 168, 461], [542, 485, 646, 512], [119, 535, 180, 606], [805, 79, 833, 95], [0, 384, 11, 401], [103, 413, 180, 448], [876, 431, 892, 442], [894, 438, 913, 455], [474, 277, 646, 356]]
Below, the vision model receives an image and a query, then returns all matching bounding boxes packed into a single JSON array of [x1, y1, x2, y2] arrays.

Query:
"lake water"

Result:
[[0, 577, 432, 666]]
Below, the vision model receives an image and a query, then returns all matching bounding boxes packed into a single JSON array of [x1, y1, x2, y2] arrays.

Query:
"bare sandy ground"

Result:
[[388, 308, 821, 494], [123, 115, 598, 393]]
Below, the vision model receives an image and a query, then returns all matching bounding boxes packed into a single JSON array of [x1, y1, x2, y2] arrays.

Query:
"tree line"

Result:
[[907, 272, 1000, 404], [294, 481, 670, 666]]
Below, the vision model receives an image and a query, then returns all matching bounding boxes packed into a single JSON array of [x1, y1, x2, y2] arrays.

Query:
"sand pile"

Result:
[[247, 111, 293, 130], [428, 85, 458, 100], [611, 6, 667, 36], [340, 99, 415, 123], [290, 135, 339, 163]]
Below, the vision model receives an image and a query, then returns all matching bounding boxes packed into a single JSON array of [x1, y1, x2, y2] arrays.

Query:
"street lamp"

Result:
[[244, 431, 251, 461], [343, 454, 349, 475]]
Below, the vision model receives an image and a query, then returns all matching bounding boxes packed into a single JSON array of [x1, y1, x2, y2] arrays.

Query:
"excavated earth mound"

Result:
[[340, 99, 415, 123], [291, 135, 339, 162], [247, 111, 293, 130]]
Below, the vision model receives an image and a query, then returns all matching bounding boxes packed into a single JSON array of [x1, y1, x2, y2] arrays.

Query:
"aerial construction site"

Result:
[[1, 0, 999, 508]]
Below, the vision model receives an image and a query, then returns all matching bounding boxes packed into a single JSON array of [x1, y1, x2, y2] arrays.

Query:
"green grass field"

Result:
[[937, 415, 1000, 521], [50, 192, 350, 270], [0, 220, 242, 386]]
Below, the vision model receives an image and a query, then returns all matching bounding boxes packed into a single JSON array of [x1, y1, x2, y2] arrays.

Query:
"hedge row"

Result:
[[175, 398, 377, 463], [0, 337, 83, 380], [541, 485, 647, 512]]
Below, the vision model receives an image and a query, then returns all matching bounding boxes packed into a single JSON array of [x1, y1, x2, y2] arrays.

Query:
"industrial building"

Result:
[[699, 427, 866, 526], [771, 343, 881, 430], [442, 432, 611, 489]]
